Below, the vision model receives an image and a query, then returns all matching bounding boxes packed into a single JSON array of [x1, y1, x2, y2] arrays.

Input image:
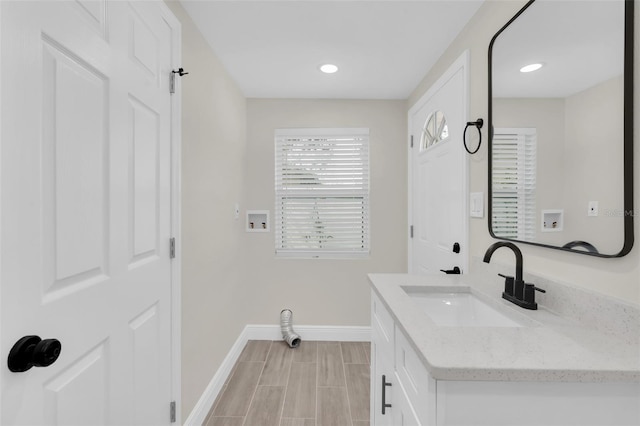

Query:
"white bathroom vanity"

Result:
[[369, 272, 640, 426]]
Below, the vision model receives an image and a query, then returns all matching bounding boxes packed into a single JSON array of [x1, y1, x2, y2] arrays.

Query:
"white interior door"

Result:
[[1, 1, 176, 424], [409, 53, 469, 275]]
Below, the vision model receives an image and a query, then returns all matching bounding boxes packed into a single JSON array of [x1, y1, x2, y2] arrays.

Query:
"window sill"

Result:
[[275, 250, 370, 260]]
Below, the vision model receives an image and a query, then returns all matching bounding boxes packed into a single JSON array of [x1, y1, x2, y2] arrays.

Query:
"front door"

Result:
[[1, 1, 175, 424], [409, 53, 469, 275]]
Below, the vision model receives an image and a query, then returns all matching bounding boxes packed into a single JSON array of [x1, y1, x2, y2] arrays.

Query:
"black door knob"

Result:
[[8, 335, 62, 372]]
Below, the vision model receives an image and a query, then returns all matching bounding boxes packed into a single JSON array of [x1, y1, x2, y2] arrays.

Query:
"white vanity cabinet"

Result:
[[371, 289, 640, 426], [435, 380, 640, 425], [371, 290, 395, 426], [371, 291, 433, 426], [394, 324, 436, 425]]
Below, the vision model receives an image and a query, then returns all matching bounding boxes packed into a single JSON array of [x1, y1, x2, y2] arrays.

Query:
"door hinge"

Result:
[[170, 401, 176, 423], [410, 135, 414, 148], [410, 225, 414, 238], [170, 237, 176, 259]]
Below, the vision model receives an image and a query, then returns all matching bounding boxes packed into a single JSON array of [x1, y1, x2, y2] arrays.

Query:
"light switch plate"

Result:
[[470, 192, 484, 218]]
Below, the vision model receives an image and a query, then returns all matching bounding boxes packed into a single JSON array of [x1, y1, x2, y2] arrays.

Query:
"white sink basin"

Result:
[[402, 286, 525, 327]]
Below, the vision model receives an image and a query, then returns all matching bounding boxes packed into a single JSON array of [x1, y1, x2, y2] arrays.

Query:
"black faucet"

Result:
[[483, 242, 545, 310]]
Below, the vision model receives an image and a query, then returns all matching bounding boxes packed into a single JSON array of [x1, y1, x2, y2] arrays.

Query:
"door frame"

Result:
[[0, 1, 183, 422], [159, 2, 183, 423], [407, 50, 470, 274]]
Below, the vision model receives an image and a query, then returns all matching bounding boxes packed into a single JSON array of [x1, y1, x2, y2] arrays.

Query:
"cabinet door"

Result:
[[372, 327, 395, 426], [392, 378, 422, 426], [437, 380, 640, 426], [372, 291, 394, 347], [395, 326, 436, 425]]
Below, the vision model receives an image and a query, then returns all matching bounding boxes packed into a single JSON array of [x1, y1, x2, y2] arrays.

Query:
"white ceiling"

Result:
[[179, 0, 484, 99]]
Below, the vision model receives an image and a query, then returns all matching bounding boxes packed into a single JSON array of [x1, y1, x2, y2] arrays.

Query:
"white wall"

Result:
[[242, 99, 407, 327], [409, 0, 640, 304], [164, 1, 249, 418], [563, 76, 625, 254]]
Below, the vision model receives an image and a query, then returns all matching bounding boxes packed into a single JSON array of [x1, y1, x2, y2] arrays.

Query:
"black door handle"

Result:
[[381, 374, 392, 414], [8, 336, 62, 372], [440, 266, 461, 274]]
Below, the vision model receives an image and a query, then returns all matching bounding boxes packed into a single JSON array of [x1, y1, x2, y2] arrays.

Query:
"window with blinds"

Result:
[[275, 128, 370, 258], [492, 128, 537, 241]]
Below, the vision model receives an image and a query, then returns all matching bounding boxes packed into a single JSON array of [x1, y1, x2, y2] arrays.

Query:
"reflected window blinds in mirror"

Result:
[[488, 0, 634, 257], [492, 128, 536, 241]]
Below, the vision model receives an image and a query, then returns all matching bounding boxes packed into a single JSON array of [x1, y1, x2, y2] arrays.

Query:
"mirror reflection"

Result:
[[489, 0, 631, 256]]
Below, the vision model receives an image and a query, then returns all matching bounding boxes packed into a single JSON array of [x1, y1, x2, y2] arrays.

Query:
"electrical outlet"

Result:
[[588, 201, 598, 217]]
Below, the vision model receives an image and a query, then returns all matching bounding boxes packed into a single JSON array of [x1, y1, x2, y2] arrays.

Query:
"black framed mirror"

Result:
[[488, 0, 634, 257]]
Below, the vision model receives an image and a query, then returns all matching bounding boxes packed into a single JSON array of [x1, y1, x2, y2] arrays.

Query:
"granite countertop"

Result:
[[368, 273, 640, 382]]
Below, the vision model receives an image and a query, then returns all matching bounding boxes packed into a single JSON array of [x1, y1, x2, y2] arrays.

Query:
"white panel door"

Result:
[[409, 54, 468, 275], [1, 1, 175, 424]]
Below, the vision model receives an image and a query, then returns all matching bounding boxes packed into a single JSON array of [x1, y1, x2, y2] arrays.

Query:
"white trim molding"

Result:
[[244, 324, 372, 342], [159, 1, 183, 423], [184, 324, 372, 425]]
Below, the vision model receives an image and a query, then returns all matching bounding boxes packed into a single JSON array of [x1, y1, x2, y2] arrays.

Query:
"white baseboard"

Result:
[[184, 324, 371, 425], [244, 324, 372, 342], [183, 327, 249, 426]]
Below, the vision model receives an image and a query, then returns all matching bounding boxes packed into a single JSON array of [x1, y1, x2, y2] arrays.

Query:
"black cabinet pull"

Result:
[[382, 374, 392, 414], [440, 266, 461, 274]]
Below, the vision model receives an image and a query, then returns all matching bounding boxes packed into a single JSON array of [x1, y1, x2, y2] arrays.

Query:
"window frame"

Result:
[[274, 128, 371, 259]]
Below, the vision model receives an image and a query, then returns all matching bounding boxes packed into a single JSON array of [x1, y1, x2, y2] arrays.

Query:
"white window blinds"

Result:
[[492, 128, 537, 241], [275, 128, 370, 258]]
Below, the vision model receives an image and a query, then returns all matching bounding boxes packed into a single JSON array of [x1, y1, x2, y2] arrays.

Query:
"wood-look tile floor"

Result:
[[204, 340, 371, 426]]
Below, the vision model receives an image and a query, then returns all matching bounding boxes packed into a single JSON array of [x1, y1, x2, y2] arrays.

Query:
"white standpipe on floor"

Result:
[[280, 309, 301, 348]]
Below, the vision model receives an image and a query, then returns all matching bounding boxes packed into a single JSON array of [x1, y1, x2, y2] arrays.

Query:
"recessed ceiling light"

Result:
[[319, 64, 339, 74], [520, 63, 543, 73]]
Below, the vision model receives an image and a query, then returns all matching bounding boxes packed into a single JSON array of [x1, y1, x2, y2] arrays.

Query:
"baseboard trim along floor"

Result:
[[184, 324, 372, 425]]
